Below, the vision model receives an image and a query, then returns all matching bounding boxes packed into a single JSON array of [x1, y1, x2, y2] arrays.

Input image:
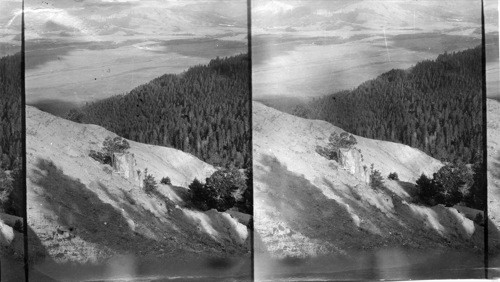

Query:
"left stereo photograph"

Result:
[[0, 0, 26, 280], [23, 0, 252, 281]]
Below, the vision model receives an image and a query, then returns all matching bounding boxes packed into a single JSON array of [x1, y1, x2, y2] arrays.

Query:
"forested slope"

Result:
[[0, 53, 22, 171], [295, 46, 482, 164], [72, 54, 250, 169], [0, 53, 22, 215]]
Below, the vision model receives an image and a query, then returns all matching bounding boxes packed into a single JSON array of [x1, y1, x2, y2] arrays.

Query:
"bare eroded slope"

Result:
[[26, 105, 249, 268], [487, 98, 500, 263], [253, 101, 483, 259]]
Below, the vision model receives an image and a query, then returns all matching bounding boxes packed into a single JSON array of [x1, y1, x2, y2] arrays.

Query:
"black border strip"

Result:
[[21, 0, 29, 280], [481, 0, 489, 278]]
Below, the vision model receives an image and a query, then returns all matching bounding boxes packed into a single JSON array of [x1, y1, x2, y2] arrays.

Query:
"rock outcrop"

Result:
[[337, 147, 370, 184], [112, 153, 143, 186], [112, 153, 136, 180]]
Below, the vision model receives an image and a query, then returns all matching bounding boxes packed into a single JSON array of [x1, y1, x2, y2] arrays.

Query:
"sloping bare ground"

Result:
[[253, 102, 483, 261], [25, 106, 250, 280], [487, 98, 500, 267]]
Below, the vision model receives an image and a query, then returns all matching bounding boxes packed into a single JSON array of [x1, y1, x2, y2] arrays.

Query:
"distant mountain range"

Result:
[[19, 0, 247, 41], [253, 0, 487, 33]]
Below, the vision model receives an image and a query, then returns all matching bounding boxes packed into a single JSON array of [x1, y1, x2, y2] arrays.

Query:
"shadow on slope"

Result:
[[393, 180, 419, 199], [27, 226, 61, 282], [257, 154, 383, 253], [1, 228, 27, 282], [28, 158, 250, 280], [165, 185, 192, 204], [30, 158, 156, 257], [491, 152, 500, 180], [258, 154, 462, 252], [3, 224, 56, 281], [255, 155, 485, 280], [490, 152, 500, 267], [92, 181, 225, 253], [489, 218, 500, 269], [30, 158, 232, 258]]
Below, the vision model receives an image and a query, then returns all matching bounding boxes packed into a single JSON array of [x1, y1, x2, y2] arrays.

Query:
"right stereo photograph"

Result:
[[252, 0, 497, 280]]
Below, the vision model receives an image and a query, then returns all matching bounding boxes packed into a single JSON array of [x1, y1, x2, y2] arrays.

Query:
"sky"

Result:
[[22, 0, 247, 43], [1, 0, 499, 100], [0, 0, 22, 57], [486, 0, 500, 100]]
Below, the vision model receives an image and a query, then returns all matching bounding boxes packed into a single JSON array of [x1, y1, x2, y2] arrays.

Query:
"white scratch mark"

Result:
[[383, 28, 391, 62], [413, 10, 415, 33]]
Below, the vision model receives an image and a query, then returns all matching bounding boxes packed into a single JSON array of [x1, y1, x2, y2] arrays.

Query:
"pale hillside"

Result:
[[26, 105, 249, 266], [253, 101, 483, 259], [487, 98, 500, 259]]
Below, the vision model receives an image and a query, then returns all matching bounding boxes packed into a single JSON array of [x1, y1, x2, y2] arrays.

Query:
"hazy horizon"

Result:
[[0, 0, 22, 57], [252, 0, 493, 100], [24, 0, 248, 116], [2, 0, 499, 103]]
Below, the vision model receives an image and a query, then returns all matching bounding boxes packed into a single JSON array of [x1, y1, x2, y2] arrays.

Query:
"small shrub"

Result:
[[315, 145, 339, 161], [89, 150, 112, 165], [89, 137, 130, 165], [388, 172, 399, 181], [143, 168, 157, 193], [316, 132, 357, 161], [103, 136, 130, 155], [125, 193, 136, 205], [236, 168, 253, 214], [160, 177, 172, 185], [369, 164, 384, 190], [331, 132, 357, 149], [474, 213, 484, 226], [416, 173, 439, 206], [0, 168, 13, 205], [464, 162, 486, 210], [189, 178, 209, 210], [351, 190, 362, 201], [13, 219, 23, 233], [102, 166, 113, 174]]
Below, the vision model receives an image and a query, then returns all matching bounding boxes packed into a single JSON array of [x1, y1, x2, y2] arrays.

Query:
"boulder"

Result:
[[0, 220, 14, 246]]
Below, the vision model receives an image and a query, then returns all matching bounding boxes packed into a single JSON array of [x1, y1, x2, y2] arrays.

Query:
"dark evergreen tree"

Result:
[[464, 162, 486, 209], [416, 163, 477, 208], [189, 168, 247, 212]]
